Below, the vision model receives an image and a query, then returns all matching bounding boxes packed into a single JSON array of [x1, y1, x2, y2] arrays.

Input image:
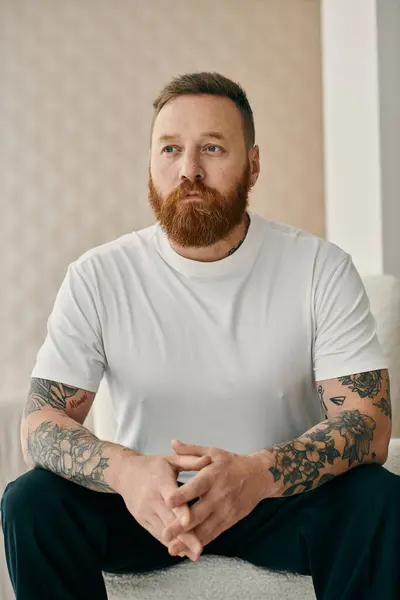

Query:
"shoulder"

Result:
[[256, 215, 350, 276], [70, 221, 159, 277]]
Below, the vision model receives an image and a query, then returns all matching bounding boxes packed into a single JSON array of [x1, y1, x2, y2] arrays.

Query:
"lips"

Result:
[[183, 193, 202, 200]]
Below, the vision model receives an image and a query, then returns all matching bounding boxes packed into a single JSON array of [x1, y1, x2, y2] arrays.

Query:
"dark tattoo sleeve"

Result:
[[318, 385, 346, 418], [269, 409, 376, 497], [338, 370, 382, 398], [27, 421, 114, 493], [338, 369, 392, 420], [317, 385, 328, 418], [320, 370, 391, 420], [24, 378, 82, 418], [372, 398, 392, 419], [267, 370, 390, 498]]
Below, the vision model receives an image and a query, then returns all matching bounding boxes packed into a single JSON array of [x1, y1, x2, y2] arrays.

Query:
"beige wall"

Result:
[[0, 0, 324, 395]]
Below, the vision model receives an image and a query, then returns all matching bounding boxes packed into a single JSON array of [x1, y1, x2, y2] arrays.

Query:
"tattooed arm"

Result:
[[21, 377, 140, 493], [253, 369, 391, 498]]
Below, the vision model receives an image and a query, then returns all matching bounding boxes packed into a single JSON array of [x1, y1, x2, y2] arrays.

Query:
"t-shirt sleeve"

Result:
[[31, 262, 106, 392], [313, 254, 388, 382]]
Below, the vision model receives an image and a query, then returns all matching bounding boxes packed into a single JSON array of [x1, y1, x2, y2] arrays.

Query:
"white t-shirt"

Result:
[[32, 212, 387, 483]]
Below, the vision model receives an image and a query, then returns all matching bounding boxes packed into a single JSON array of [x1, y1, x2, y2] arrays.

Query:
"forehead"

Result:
[[152, 94, 245, 143]]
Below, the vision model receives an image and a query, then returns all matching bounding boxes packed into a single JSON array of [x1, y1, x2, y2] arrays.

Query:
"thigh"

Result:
[[102, 488, 185, 574], [209, 463, 400, 576], [2, 468, 184, 575], [208, 491, 311, 574]]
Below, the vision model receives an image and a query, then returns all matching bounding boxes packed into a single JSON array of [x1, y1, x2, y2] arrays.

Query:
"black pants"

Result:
[[1, 463, 400, 600]]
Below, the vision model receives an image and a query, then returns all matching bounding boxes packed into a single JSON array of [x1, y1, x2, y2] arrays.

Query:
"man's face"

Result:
[[148, 94, 255, 247]]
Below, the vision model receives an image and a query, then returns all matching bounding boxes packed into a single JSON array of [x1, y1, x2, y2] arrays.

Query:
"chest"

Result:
[[101, 267, 314, 403]]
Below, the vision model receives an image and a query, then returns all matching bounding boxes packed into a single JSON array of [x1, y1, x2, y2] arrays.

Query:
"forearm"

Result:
[[21, 409, 139, 493], [251, 408, 387, 499]]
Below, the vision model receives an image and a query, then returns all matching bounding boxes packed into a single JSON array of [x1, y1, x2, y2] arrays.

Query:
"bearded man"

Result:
[[1, 72, 398, 600]]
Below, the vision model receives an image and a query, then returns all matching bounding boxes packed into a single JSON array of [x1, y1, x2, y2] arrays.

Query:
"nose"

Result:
[[179, 156, 205, 183]]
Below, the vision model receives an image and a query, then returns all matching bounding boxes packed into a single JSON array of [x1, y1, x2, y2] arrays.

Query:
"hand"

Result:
[[116, 451, 212, 561], [162, 440, 268, 556]]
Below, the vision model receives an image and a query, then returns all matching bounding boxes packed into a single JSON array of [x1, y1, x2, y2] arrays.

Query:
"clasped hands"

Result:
[[163, 440, 268, 559]]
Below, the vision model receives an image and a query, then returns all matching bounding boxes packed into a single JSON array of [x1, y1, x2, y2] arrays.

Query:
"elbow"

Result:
[[20, 418, 36, 469], [20, 419, 28, 462], [369, 415, 392, 465], [376, 444, 390, 466], [373, 435, 391, 466]]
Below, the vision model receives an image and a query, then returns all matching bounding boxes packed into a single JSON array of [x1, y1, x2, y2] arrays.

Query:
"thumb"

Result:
[[172, 503, 191, 527], [166, 454, 211, 472], [160, 485, 191, 527], [171, 440, 209, 457]]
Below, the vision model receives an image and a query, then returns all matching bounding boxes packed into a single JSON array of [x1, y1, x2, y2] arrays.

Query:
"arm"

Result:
[[21, 377, 140, 493], [251, 368, 392, 498], [162, 369, 391, 555]]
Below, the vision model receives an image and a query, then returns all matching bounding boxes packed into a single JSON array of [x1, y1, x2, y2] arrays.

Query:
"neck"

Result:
[[168, 213, 250, 263]]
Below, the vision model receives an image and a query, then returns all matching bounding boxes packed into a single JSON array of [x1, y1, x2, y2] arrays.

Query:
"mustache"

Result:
[[173, 181, 212, 199]]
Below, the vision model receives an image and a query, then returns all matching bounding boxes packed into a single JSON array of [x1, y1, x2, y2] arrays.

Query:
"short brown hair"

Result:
[[151, 71, 255, 148]]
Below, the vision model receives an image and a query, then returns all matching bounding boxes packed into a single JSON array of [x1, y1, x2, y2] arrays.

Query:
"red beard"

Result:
[[148, 162, 252, 248]]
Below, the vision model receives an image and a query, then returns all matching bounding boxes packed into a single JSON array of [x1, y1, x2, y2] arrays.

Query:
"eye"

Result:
[[205, 145, 222, 153], [162, 146, 177, 154]]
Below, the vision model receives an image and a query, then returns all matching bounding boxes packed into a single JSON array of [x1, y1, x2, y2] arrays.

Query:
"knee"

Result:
[[343, 463, 400, 506], [1, 468, 66, 525]]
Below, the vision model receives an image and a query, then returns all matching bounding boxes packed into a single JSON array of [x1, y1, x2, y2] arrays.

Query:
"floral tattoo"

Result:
[[372, 398, 392, 419], [338, 370, 382, 398], [27, 422, 114, 493], [24, 378, 83, 418], [269, 409, 376, 497], [319, 370, 391, 420]]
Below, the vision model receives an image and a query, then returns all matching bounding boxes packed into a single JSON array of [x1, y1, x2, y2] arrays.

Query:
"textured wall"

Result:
[[0, 0, 324, 396]]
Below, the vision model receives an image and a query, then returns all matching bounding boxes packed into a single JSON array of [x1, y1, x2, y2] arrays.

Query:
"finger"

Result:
[[176, 532, 202, 558], [160, 487, 190, 527], [160, 496, 193, 538], [157, 504, 202, 560], [166, 471, 213, 508], [168, 535, 201, 561], [159, 487, 202, 555], [163, 495, 212, 542], [158, 491, 203, 556], [195, 512, 228, 548], [170, 505, 203, 555], [166, 454, 211, 472], [169, 539, 190, 558], [171, 497, 191, 525], [163, 505, 194, 542], [171, 440, 210, 456], [150, 512, 193, 559], [152, 511, 193, 558]]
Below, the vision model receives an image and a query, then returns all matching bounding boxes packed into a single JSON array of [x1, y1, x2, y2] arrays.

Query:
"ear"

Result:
[[248, 145, 260, 187]]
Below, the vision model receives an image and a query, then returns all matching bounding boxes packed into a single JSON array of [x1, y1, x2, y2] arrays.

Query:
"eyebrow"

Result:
[[158, 131, 226, 143]]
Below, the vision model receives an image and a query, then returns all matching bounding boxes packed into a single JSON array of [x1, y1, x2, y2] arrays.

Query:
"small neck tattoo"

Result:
[[226, 214, 251, 257]]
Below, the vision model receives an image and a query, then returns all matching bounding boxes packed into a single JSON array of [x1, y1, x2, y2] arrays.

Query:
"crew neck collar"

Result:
[[154, 211, 265, 279]]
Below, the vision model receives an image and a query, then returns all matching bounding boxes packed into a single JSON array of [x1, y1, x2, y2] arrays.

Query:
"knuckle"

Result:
[[225, 496, 235, 513], [185, 530, 198, 543], [197, 530, 208, 547]]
